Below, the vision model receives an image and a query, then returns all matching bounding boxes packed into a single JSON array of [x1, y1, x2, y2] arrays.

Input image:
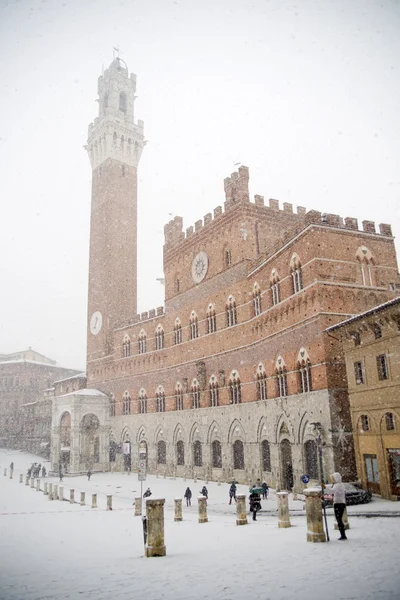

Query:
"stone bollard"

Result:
[[19, 474, 23, 484], [236, 494, 248, 526], [3, 468, 7, 476], [70, 489, 75, 504], [59, 486, 64, 501], [183, 472, 186, 482], [277, 491, 291, 528], [48, 483, 54, 500], [334, 506, 350, 531], [193, 472, 197, 484], [156, 471, 159, 479], [53, 484, 58, 500], [164, 472, 167, 479], [134, 497, 142, 516], [107, 495, 112, 511], [217, 477, 221, 486], [198, 496, 208, 524], [80, 492, 85, 506], [9, 470, 13, 479], [145, 498, 166, 557], [304, 489, 326, 543], [91, 493, 97, 509], [43, 481, 48, 495], [174, 498, 183, 522], [30, 478, 35, 488], [36, 478, 41, 492], [25, 475, 29, 486]]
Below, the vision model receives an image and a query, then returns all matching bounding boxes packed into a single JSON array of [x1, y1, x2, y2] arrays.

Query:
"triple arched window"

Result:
[[229, 370, 241, 404], [209, 375, 219, 407], [123, 391, 131, 416], [206, 304, 217, 334], [138, 388, 147, 414], [138, 330, 147, 354], [155, 325, 164, 350], [256, 364, 267, 401], [174, 318, 182, 345], [156, 386, 165, 413], [122, 335, 131, 358], [252, 283, 262, 317], [297, 348, 312, 393], [175, 383, 183, 411], [270, 269, 281, 305], [276, 356, 288, 397], [290, 254, 303, 294], [192, 379, 201, 409], [189, 311, 199, 340], [109, 394, 116, 417]]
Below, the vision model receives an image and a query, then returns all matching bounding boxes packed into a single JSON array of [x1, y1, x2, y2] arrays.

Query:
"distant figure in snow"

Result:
[[59, 468, 63, 482], [41, 466, 46, 478], [87, 470, 92, 481], [261, 482, 269, 499], [200, 486, 208, 501], [143, 488, 152, 498], [184, 487, 192, 506], [9, 462, 14, 472], [229, 482, 237, 504], [249, 487, 262, 521]]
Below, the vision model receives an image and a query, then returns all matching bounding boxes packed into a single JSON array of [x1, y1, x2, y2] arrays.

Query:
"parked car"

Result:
[[321, 483, 372, 507]]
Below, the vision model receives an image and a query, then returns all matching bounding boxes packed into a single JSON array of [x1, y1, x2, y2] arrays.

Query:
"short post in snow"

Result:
[[134, 497, 142, 516], [19, 474, 23, 484], [183, 472, 186, 482], [198, 496, 208, 524], [304, 488, 326, 543], [3, 468, 6, 476], [43, 481, 48, 495], [30, 478, 35, 488], [334, 506, 350, 531], [59, 486, 64, 501], [236, 494, 248, 526], [174, 498, 183, 522], [36, 478, 41, 492], [145, 498, 166, 557], [193, 472, 197, 484], [69, 488, 75, 504], [277, 491, 291, 528], [48, 483, 54, 500], [80, 491, 85, 506], [217, 477, 221, 486], [25, 475, 30, 486], [53, 484, 58, 500], [107, 494, 112, 511], [9, 469, 13, 479], [91, 493, 97, 509]]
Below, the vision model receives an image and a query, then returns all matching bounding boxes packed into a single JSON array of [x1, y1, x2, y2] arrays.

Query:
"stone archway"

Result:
[[80, 414, 101, 468], [280, 439, 293, 491]]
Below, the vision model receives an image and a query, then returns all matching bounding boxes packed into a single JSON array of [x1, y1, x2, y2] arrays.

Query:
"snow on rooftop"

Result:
[[326, 295, 400, 332], [58, 388, 108, 398]]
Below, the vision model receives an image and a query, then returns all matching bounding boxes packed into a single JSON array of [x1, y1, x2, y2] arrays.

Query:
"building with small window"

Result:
[[57, 58, 400, 489], [326, 297, 400, 500]]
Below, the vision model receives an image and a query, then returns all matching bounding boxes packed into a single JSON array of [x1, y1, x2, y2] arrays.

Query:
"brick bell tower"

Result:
[[86, 57, 145, 366]]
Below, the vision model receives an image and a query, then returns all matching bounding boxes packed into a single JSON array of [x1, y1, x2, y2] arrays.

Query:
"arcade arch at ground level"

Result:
[[107, 389, 354, 490]]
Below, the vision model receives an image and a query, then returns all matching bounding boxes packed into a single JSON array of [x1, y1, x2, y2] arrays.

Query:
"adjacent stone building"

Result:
[[0, 348, 80, 453], [52, 58, 400, 489], [326, 297, 400, 500]]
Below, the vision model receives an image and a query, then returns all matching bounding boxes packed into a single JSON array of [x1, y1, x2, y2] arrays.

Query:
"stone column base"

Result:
[[278, 520, 291, 528], [145, 544, 166, 557], [236, 518, 247, 526], [198, 517, 208, 524], [307, 531, 326, 543]]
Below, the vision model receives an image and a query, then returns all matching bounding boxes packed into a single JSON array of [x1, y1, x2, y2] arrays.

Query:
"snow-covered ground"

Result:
[[1, 449, 399, 600]]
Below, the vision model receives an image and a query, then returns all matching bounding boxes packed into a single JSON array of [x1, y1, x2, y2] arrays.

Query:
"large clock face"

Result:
[[90, 311, 103, 335], [191, 251, 209, 284]]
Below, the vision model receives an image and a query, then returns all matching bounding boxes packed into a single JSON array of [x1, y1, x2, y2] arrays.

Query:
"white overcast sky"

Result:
[[1, 0, 399, 371]]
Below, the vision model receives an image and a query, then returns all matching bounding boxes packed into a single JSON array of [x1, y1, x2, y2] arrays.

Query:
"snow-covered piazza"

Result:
[[1, 449, 399, 600]]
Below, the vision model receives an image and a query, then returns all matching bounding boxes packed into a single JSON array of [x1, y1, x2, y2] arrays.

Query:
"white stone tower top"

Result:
[[87, 57, 145, 170]]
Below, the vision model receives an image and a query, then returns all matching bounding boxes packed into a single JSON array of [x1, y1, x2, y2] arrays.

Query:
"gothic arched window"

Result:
[[122, 335, 131, 358], [270, 269, 281, 305], [177, 440, 185, 465], [229, 370, 241, 404], [109, 394, 116, 417], [193, 440, 202, 467], [192, 379, 200, 409], [175, 383, 183, 411], [157, 440, 166, 464], [356, 246, 375, 287], [290, 254, 303, 294], [304, 439, 318, 479], [206, 303, 217, 334], [261, 439, 271, 472], [212, 440, 222, 468], [155, 325, 164, 350], [156, 386, 165, 413], [122, 391, 131, 416], [209, 375, 219, 407], [138, 330, 147, 354], [119, 92, 127, 113], [297, 349, 312, 393], [252, 283, 262, 317], [226, 295, 237, 327], [189, 311, 199, 340], [275, 356, 288, 397], [138, 388, 147, 414], [174, 318, 182, 344], [233, 440, 244, 470]]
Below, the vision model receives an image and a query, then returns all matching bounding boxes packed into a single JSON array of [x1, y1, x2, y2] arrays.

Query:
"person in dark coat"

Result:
[[184, 487, 192, 506], [261, 482, 269, 499], [143, 487, 152, 498], [87, 470, 92, 481], [200, 486, 208, 501], [59, 468, 63, 482], [249, 487, 262, 521], [10, 462, 14, 472], [41, 466, 46, 478], [229, 483, 237, 504]]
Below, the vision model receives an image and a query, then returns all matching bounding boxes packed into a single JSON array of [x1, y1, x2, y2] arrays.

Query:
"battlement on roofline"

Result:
[[115, 306, 165, 331], [163, 166, 393, 248]]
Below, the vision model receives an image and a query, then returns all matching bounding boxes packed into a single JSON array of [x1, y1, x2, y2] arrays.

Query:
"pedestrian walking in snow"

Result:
[[200, 485, 208, 502], [9, 461, 14, 472], [249, 487, 261, 521], [261, 482, 269, 499], [41, 466, 46, 478], [184, 487, 192, 506], [331, 472, 347, 541], [59, 468, 63, 482], [87, 470, 92, 481], [143, 487, 152, 498], [229, 482, 237, 504]]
